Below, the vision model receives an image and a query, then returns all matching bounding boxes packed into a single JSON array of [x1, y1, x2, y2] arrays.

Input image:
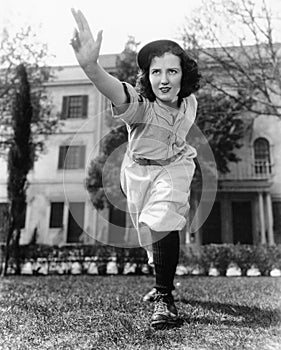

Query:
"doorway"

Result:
[[232, 201, 253, 244], [202, 201, 222, 244]]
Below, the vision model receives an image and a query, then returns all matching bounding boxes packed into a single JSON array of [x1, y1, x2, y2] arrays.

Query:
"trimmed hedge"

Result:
[[1, 243, 281, 276], [179, 244, 281, 276], [0, 243, 148, 276]]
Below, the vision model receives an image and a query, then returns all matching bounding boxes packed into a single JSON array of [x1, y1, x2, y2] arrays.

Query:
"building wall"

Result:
[[198, 113, 281, 246], [1, 59, 281, 247], [219, 114, 281, 196], [0, 63, 113, 245]]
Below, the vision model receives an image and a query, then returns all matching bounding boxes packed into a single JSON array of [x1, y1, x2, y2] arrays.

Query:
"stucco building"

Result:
[[195, 113, 281, 246], [0, 54, 280, 247]]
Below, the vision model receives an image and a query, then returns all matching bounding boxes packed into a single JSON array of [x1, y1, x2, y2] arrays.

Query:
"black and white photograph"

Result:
[[0, 0, 281, 349]]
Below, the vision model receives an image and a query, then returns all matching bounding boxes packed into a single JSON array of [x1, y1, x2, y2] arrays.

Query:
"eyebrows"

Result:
[[149, 64, 181, 70], [149, 67, 181, 73]]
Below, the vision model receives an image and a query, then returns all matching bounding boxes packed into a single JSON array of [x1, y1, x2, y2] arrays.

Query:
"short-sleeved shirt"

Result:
[[112, 82, 197, 160]]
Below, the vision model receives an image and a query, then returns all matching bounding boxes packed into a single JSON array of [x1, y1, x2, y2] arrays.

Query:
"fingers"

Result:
[[77, 9, 92, 33], [71, 8, 84, 32], [70, 8, 87, 52], [96, 30, 103, 49], [71, 8, 92, 34], [70, 8, 103, 54]]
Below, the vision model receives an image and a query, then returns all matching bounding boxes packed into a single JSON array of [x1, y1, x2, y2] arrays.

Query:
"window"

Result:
[[61, 95, 88, 119], [254, 137, 272, 175], [50, 202, 64, 228], [58, 145, 86, 169]]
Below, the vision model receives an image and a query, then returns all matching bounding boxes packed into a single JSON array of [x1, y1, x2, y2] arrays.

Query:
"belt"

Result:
[[131, 151, 184, 166]]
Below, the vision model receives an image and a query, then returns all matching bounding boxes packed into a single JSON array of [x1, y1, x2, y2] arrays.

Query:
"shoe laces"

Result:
[[154, 293, 173, 313]]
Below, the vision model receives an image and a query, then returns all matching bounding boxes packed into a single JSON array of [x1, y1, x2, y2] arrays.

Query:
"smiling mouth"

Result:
[[159, 87, 171, 93]]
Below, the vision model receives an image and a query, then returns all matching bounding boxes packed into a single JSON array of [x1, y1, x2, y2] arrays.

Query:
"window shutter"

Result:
[[82, 95, 88, 118], [50, 202, 64, 228], [79, 146, 86, 168], [58, 146, 68, 169], [61, 96, 69, 119]]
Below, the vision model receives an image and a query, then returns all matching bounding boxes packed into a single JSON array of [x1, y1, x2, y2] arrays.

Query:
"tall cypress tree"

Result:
[[3, 64, 34, 275]]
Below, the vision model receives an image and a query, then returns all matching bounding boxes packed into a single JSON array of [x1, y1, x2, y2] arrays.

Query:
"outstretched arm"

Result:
[[71, 9, 127, 108]]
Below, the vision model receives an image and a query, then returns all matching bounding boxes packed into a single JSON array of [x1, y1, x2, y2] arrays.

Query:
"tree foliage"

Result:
[[180, 0, 281, 118], [196, 92, 246, 173], [4, 64, 34, 275], [0, 26, 59, 275], [115, 35, 140, 86], [0, 26, 58, 158]]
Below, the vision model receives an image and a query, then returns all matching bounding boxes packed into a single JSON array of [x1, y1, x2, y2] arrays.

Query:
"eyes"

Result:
[[150, 69, 180, 76]]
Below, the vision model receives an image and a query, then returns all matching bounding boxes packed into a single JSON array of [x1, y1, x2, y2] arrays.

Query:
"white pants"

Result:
[[120, 152, 195, 249]]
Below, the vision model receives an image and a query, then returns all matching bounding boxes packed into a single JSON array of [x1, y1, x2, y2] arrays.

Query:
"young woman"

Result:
[[71, 9, 200, 329]]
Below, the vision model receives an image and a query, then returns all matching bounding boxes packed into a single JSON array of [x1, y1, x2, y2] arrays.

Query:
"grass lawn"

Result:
[[0, 275, 280, 350]]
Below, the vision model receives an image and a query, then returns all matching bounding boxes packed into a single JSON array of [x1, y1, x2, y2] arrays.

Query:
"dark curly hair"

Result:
[[136, 44, 201, 107]]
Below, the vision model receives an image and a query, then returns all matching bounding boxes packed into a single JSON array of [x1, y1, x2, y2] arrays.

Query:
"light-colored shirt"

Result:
[[112, 82, 197, 160]]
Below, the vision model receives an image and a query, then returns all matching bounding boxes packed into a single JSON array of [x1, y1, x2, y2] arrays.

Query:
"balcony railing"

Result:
[[219, 161, 273, 180]]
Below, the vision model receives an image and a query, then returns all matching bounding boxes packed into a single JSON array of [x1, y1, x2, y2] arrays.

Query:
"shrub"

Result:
[[252, 245, 281, 276], [232, 244, 254, 276], [2, 242, 281, 276], [200, 244, 233, 276], [179, 245, 200, 266]]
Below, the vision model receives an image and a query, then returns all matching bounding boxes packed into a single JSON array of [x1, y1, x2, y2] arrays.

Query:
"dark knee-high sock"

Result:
[[152, 230, 180, 294]]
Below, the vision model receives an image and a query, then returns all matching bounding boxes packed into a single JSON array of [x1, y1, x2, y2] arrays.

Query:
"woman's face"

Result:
[[149, 52, 182, 107]]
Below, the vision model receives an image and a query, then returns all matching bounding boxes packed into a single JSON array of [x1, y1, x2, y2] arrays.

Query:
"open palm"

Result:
[[71, 9, 103, 67]]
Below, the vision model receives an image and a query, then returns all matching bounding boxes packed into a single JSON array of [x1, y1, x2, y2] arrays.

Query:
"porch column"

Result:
[[258, 192, 266, 244], [265, 192, 275, 245]]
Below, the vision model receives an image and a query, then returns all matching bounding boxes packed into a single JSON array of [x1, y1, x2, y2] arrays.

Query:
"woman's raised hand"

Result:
[[70, 9, 103, 68]]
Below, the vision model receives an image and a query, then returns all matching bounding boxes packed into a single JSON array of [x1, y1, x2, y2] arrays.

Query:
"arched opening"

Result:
[[253, 137, 272, 175]]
